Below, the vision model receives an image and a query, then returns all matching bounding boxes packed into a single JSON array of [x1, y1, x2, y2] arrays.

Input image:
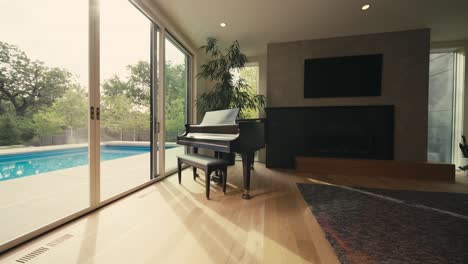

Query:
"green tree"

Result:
[[0, 41, 76, 116], [0, 114, 34, 146], [102, 76, 129, 98], [101, 95, 150, 141], [165, 62, 186, 141], [101, 95, 133, 140], [32, 110, 63, 139], [237, 66, 259, 118], [52, 89, 88, 137], [16, 116, 36, 142], [0, 114, 20, 145], [31, 88, 87, 141], [128, 61, 151, 107], [127, 110, 150, 141], [102, 61, 150, 108], [101, 61, 187, 142]]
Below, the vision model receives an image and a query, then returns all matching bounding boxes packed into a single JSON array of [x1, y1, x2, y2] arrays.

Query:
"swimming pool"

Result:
[[0, 145, 168, 181]]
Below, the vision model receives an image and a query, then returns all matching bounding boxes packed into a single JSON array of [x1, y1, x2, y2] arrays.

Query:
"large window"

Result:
[[233, 64, 260, 118], [428, 51, 465, 165], [0, 0, 193, 252], [0, 0, 89, 246]]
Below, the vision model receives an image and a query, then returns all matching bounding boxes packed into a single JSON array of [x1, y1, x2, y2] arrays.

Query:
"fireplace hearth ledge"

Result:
[[295, 156, 455, 182]]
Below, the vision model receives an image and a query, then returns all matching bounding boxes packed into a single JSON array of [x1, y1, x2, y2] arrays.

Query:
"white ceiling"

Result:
[[151, 0, 468, 56]]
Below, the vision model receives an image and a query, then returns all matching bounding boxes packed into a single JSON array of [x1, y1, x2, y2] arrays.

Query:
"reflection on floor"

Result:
[[1, 162, 467, 263]]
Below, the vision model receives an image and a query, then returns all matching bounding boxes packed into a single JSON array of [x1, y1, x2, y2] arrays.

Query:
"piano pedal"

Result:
[[211, 174, 223, 185]]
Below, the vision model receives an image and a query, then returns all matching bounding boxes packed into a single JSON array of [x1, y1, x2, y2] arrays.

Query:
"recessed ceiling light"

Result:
[[220, 22, 227, 27], [361, 4, 370, 10]]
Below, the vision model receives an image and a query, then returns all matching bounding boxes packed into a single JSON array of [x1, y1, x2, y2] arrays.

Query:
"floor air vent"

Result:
[[15, 234, 73, 263], [15, 247, 49, 263]]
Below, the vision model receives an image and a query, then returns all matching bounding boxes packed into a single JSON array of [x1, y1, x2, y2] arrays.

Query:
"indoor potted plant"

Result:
[[197, 37, 266, 118], [196, 38, 266, 164]]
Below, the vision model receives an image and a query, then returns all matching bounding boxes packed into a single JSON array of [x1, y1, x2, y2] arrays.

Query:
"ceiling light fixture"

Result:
[[220, 22, 227, 28], [361, 4, 370, 10]]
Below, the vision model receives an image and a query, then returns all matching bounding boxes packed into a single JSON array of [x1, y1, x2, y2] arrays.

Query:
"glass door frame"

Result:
[[150, 23, 159, 180], [452, 49, 465, 167], [164, 31, 193, 176]]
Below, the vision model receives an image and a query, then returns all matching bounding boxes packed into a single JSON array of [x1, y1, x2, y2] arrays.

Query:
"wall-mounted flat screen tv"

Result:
[[304, 54, 383, 98]]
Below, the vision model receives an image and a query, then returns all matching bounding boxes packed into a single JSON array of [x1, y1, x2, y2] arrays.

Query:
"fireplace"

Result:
[[266, 106, 394, 168], [306, 131, 374, 158]]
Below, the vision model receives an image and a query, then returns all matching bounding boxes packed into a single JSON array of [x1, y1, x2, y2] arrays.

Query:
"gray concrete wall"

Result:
[[267, 29, 431, 161]]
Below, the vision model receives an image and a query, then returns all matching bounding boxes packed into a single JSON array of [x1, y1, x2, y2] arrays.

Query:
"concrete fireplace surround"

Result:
[[267, 29, 431, 162]]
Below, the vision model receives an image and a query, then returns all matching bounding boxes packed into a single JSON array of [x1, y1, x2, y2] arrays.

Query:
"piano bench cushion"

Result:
[[178, 154, 230, 167]]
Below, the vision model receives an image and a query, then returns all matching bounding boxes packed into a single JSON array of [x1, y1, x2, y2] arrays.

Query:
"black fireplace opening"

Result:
[[266, 105, 394, 168], [305, 126, 383, 159], [306, 130, 374, 158], [302, 106, 394, 160]]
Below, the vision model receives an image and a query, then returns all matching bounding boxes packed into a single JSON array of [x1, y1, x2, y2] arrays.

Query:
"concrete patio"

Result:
[[0, 144, 184, 246]]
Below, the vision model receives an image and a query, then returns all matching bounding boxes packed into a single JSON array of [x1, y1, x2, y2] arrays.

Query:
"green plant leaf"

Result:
[[196, 38, 266, 119]]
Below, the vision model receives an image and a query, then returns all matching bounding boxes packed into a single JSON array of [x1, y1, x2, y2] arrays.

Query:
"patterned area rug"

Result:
[[297, 183, 468, 264]]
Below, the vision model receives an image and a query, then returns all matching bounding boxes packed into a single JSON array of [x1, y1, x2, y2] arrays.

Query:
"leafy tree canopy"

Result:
[[0, 41, 188, 145], [32, 88, 88, 138], [102, 61, 150, 108], [0, 41, 77, 116], [101, 60, 187, 142]]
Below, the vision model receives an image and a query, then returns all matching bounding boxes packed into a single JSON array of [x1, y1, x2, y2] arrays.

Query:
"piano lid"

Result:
[[199, 108, 239, 126]]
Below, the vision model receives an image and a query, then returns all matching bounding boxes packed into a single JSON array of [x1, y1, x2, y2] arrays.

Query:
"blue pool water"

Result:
[[0, 145, 167, 182]]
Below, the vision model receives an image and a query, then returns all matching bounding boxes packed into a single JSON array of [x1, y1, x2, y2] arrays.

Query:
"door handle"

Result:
[[155, 121, 160, 133]]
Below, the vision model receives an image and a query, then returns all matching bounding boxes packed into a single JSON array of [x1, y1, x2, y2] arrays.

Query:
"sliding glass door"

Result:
[[0, 0, 89, 247], [0, 0, 192, 252], [99, 0, 153, 201], [164, 36, 190, 173]]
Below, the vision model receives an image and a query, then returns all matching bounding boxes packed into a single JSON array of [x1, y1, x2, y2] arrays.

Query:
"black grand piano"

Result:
[[177, 109, 265, 199]]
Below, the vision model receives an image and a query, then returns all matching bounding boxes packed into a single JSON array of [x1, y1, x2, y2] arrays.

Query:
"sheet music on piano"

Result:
[[199, 108, 240, 126]]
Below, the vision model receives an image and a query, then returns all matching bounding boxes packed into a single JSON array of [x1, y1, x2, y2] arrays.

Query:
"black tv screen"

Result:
[[304, 54, 383, 98]]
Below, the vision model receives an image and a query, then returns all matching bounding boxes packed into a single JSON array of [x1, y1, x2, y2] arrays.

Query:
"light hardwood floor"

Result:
[[1, 163, 468, 264]]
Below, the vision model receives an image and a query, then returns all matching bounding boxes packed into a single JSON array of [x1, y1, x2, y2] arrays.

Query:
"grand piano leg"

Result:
[[250, 152, 255, 170], [241, 151, 253, 199], [211, 151, 223, 184], [193, 147, 199, 179]]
